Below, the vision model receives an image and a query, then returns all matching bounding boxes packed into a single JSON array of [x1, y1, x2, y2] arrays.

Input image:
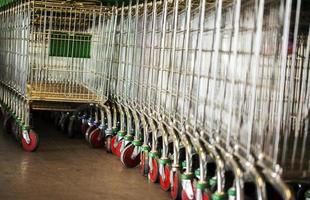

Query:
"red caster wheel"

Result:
[[198, 189, 212, 200], [159, 163, 171, 191], [171, 169, 182, 200], [120, 144, 140, 168], [188, 188, 211, 200], [148, 153, 159, 183], [105, 135, 112, 153], [115, 140, 123, 158], [111, 135, 123, 157], [140, 149, 150, 176], [21, 130, 39, 152], [89, 128, 104, 148], [181, 186, 194, 200], [111, 135, 117, 155], [85, 125, 96, 143], [181, 173, 196, 200]]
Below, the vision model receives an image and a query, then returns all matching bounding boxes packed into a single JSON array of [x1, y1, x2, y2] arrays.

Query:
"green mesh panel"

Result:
[[49, 32, 91, 58], [0, 0, 15, 8]]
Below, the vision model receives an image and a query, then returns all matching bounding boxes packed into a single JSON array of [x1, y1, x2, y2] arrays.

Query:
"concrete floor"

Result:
[[0, 116, 170, 200]]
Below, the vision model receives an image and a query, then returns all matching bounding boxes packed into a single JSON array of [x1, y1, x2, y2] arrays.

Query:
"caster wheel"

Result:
[[140, 151, 149, 176], [85, 125, 97, 143], [105, 135, 112, 153], [120, 144, 140, 168], [181, 190, 188, 200], [160, 164, 171, 191], [171, 170, 182, 200], [115, 140, 123, 158], [89, 128, 104, 148], [111, 135, 122, 157], [148, 157, 159, 183], [200, 191, 211, 200], [181, 182, 194, 200], [21, 130, 39, 152], [111, 135, 117, 155]]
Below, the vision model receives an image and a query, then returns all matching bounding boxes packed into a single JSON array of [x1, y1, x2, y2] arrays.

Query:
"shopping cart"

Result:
[[0, 0, 112, 151]]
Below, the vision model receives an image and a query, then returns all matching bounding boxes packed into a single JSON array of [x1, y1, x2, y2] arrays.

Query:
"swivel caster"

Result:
[[140, 146, 151, 176], [85, 125, 97, 143], [159, 159, 171, 191], [148, 151, 160, 183], [21, 129, 39, 152], [120, 144, 140, 168], [111, 132, 124, 157], [89, 128, 104, 148], [171, 169, 182, 200]]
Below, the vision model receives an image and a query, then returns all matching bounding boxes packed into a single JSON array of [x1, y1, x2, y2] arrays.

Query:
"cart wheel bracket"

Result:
[[22, 126, 31, 144], [182, 179, 194, 199]]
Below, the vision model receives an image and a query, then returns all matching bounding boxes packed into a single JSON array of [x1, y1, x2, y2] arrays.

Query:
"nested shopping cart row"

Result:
[[0, 0, 309, 199]]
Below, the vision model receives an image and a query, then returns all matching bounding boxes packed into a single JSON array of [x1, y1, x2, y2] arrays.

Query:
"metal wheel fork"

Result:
[[22, 126, 31, 144], [148, 115, 160, 182], [117, 103, 126, 141], [132, 110, 143, 150], [159, 120, 170, 178], [122, 105, 134, 149], [112, 104, 119, 134], [102, 105, 113, 138]]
